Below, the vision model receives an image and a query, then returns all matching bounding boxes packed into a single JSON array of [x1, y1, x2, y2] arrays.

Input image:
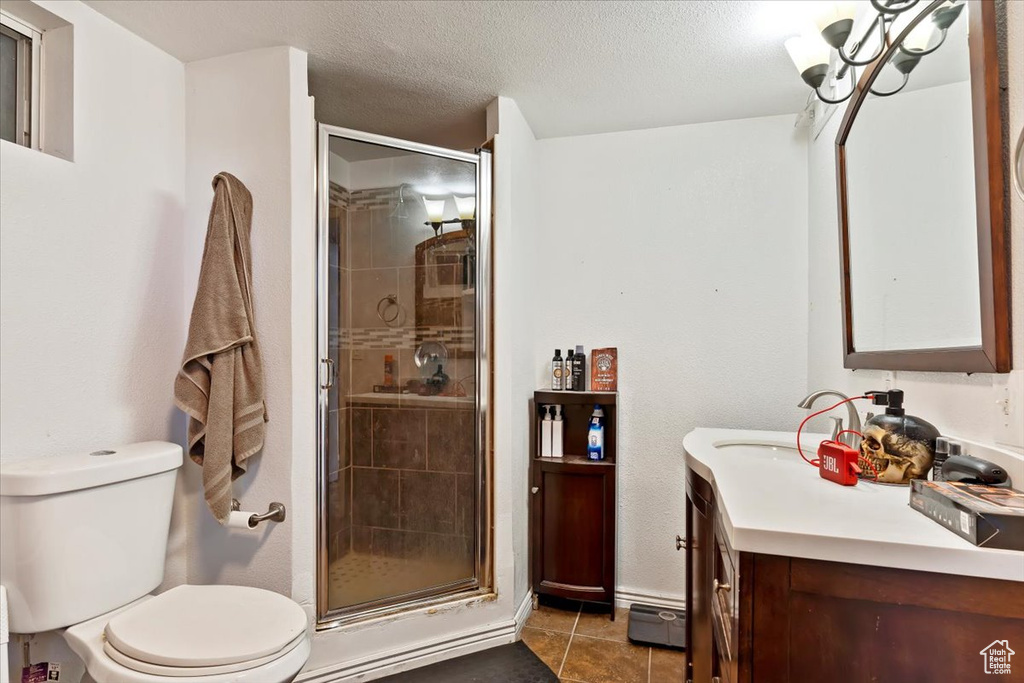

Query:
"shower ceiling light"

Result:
[[785, 0, 965, 105]]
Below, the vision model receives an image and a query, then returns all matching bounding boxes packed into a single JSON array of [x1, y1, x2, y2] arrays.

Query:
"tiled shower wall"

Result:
[[326, 182, 477, 577], [348, 402, 475, 567]]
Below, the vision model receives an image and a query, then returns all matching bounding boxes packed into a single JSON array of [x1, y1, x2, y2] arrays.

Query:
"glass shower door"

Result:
[[316, 126, 491, 626]]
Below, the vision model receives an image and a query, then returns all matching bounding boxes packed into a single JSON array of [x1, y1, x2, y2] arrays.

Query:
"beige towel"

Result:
[[174, 172, 267, 523]]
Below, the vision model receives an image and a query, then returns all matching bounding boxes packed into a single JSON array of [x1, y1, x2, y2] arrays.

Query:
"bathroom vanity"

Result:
[[683, 429, 1024, 683]]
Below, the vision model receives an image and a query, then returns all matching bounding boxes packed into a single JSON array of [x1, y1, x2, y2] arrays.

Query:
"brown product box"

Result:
[[909, 480, 1024, 550], [591, 347, 618, 391]]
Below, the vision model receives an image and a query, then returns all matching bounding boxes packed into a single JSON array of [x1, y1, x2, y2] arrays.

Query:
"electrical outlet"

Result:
[[993, 372, 1024, 449]]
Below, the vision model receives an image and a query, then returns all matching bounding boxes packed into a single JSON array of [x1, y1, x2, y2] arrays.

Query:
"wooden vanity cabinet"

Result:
[[685, 467, 1024, 683]]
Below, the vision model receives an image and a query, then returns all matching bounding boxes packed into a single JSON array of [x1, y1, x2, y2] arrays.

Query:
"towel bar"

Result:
[[230, 499, 286, 527]]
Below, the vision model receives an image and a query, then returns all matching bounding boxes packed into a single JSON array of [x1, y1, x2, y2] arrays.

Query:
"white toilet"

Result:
[[0, 442, 311, 683]]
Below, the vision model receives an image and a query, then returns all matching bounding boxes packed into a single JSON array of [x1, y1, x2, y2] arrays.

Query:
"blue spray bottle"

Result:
[[587, 404, 605, 461]]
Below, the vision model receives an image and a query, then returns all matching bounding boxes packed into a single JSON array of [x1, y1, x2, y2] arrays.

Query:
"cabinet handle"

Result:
[[531, 486, 539, 494], [713, 579, 731, 594], [675, 535, 687, 551]]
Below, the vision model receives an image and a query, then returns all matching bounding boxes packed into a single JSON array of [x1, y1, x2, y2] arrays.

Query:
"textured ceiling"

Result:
[[85, 0, 816, 148]]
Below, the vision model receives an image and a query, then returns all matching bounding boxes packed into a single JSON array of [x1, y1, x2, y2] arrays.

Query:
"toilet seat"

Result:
[[63, 585, 311, 683], [102, 632, 306, 677]]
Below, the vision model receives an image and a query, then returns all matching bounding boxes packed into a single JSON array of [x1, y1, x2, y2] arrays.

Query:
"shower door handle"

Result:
[[320, 358, 335, 390]]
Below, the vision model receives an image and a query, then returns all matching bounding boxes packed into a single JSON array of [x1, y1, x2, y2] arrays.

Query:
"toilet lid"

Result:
[[104, 585, 307, 668]]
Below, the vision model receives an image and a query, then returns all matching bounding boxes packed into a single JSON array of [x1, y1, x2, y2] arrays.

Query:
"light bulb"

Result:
[[423, 197, 446, 224], [453, 195, 475, 221], [785, 34, 831, 75], [903, 19, 937, 52], [813, 1, 859, 33]]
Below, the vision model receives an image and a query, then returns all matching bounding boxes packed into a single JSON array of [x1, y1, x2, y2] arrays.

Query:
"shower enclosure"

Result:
[[316, 125, 492, 628]]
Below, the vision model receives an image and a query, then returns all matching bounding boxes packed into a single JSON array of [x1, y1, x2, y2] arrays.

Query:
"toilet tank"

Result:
[[0, 442, 182, 633]]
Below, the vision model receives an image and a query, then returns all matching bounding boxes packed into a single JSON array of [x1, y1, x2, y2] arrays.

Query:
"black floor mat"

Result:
[[378, 641, 558, 682]]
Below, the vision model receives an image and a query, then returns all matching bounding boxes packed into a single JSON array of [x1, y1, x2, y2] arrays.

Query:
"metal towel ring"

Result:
[[376, 294, 402, 326]]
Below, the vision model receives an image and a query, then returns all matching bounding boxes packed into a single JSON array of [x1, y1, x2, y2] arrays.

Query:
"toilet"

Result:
[[0, 442, 311, 683]]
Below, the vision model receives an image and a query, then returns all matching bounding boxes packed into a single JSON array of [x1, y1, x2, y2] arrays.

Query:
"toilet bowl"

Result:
[[0, 442, 311, 683], [65, 587, 310, 683]]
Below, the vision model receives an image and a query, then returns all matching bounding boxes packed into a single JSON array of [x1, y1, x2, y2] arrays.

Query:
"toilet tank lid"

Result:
[[0, 441, 183, 497]]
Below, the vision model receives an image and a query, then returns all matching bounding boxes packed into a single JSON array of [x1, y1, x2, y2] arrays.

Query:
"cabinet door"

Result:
[[686, 472, 716, 683], [532, 460, 615, 603]]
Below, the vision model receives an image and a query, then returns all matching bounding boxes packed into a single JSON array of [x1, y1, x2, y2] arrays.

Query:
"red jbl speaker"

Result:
[[817, 441, 861, 486]]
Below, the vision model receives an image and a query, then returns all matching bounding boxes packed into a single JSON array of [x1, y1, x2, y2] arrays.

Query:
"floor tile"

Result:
[[649, 647, 686, 682], [560, 635, 649, 683], [574, 606, 630, 642], [526, 603, 579, 634], [520, 626, 570, 673]]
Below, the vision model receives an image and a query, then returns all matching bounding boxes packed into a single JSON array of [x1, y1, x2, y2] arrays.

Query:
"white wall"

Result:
[[488, 96, 541, 612], [512, 114, 810, 605], [0, 1, 186, 679], [0, 0, 185, 461], [805, 2, 1024, 451], [182, 46, 314, 603]]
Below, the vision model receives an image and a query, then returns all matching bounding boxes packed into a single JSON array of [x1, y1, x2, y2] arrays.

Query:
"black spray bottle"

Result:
[[572, 345, 586, 392]]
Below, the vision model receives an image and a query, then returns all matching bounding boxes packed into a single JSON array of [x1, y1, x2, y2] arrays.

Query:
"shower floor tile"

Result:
[[328, 551, 472, 609]]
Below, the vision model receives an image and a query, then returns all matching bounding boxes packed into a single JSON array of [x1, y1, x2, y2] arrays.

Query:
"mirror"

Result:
[[837, 0, 1010, 372]]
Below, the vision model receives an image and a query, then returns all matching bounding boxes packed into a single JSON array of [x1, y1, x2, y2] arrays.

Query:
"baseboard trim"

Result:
[[513, 591, 533, 638], [297, 619, 517, 682], [614, 588, 686, 612], [297, 589, 680, 681]]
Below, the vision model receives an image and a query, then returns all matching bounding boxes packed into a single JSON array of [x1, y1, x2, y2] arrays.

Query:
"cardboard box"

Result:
[[909, 480, 1024, 551], [590, 347, 617, 391]]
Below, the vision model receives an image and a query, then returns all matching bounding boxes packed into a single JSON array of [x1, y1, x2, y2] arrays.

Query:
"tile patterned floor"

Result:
[[521, 602, 687, 683]]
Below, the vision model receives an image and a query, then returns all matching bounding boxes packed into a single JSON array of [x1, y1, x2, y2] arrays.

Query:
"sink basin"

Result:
[[710, 438, 815, 469], [714, 441, 798, 452]]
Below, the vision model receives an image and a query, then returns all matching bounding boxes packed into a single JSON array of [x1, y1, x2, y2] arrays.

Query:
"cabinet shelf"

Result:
[[534, 389, 617, 406], [536, 455, 615, 467]]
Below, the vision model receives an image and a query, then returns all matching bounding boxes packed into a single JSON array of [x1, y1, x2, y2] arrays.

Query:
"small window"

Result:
[[0, 11, 41, 148]]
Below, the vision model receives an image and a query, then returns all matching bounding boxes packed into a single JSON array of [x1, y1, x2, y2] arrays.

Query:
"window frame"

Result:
[[0, 10, 42, 149]]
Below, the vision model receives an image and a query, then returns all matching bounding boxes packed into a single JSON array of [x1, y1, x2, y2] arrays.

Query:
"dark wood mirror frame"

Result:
[[836, 0, 1011, 373]]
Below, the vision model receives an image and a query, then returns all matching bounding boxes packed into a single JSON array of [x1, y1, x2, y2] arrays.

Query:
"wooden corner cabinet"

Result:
[[530, 390, 618, 617], [684, 466, 1024, 683]]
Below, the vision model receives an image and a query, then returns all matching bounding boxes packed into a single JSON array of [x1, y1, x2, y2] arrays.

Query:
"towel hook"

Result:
[[231, 498, 287, 526]]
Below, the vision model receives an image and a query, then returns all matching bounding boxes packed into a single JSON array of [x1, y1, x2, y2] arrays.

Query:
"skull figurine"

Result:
[[858, 414, 939, 485]]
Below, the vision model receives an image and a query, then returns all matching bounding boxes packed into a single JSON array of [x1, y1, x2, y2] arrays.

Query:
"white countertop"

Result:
[[683, 428, 1024, 583]]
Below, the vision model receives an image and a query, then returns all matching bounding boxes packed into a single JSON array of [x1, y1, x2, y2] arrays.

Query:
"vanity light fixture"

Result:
[[423, 194, 476, 238], [422, 197, 447, 237], [786, 0, 965, 105], [453, 194, 476, 222]]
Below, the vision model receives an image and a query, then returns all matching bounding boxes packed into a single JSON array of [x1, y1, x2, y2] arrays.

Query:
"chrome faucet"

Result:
[[797, 390, 862, 450]]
